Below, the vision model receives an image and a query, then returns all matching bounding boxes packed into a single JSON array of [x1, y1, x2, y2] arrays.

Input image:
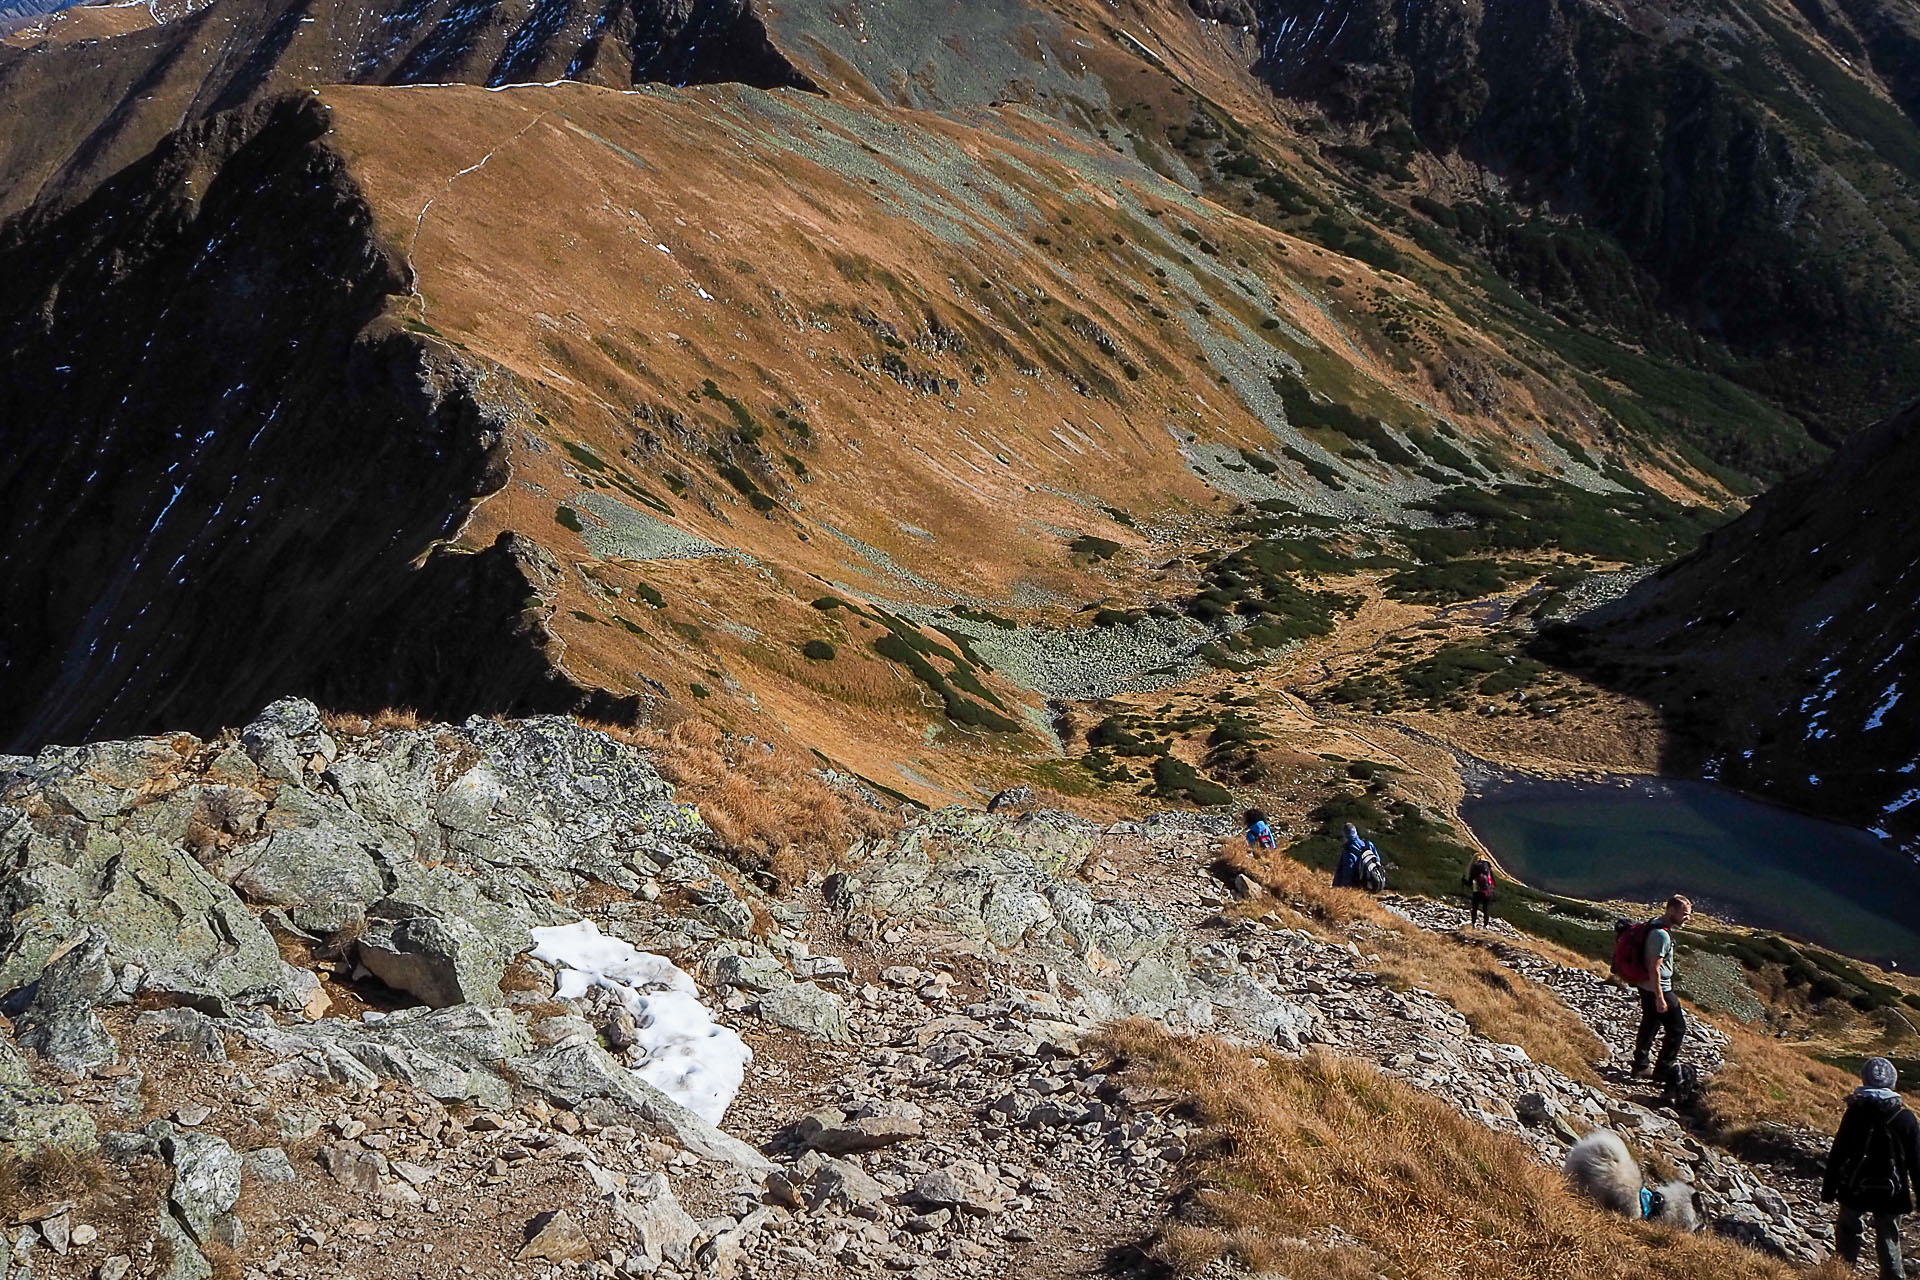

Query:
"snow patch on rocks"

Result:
[[530, 920, 751, 1126]]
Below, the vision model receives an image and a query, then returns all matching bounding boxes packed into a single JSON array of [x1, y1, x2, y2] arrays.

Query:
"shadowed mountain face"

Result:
[[1546, 400, 1920, 851], [0, 96, 560, 747], [1229, 0, 1920, 443]]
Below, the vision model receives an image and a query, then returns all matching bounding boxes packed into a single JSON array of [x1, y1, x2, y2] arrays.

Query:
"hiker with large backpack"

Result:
[[1462, 854, 1496, 927], [1244, 809, 1277, 851], [1611, 894, 1692, 1083], [1335, 823, 1387, 893], [1821, 1057, 1920, 1279]]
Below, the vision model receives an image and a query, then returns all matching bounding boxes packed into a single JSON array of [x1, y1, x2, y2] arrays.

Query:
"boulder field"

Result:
[[0, 703, 1842, 1277]]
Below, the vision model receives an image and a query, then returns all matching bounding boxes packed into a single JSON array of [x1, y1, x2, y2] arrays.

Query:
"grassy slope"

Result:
[[317, 75, 1721, 796], [1096, 1024, 1842, 1280]]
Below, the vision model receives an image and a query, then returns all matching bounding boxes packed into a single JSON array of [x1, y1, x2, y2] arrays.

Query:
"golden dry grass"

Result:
[[1093, 1023, 1842, 1280], [592, 718, 899, 886], [203, 1240, 245, 1280], [1231, 842, 1871, 1137], [1224, 844, 1608, 1082], [309, 74, 1700, 804], [0, 1142, 107, 1207], [319, 706, 424, 736], [1705, 1019, 1860, 1138]]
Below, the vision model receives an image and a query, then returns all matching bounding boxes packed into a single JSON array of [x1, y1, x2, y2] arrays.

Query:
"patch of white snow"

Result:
[[1866, 684, 1903, 732], [529, 920, 750, 1126]]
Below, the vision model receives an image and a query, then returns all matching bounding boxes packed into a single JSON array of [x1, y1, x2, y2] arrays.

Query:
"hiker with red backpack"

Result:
[[1462, 854, 1496, 927], [1612, 894, 1692, 1083]]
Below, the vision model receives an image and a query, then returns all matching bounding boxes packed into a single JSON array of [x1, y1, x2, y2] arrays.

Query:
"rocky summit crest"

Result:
[[0, 703, 1853, 1278]]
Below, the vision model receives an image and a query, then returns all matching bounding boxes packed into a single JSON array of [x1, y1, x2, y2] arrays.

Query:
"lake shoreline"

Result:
[[1459, 770, 1920, 971]]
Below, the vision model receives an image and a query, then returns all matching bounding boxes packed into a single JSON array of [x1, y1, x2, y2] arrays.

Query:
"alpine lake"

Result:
[[1461, 774, 1920, 971]]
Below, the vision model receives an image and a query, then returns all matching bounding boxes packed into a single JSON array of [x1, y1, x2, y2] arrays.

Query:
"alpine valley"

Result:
[[4, 1, 1920, 1278]]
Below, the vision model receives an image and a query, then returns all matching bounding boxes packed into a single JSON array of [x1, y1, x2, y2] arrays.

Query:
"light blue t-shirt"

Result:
[[1643, 925, 1675, 992]]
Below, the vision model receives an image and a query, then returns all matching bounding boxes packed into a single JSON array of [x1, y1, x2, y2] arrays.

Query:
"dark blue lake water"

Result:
[[1461, 775, 1920, 970]]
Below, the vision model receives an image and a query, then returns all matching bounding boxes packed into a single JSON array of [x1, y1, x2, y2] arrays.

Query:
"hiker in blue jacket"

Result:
[[1335, 823, 1376, 889], [1244, 809, 1276, 850]]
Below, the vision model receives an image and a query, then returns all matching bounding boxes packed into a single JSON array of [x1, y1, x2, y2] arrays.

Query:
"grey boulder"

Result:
[[0, 792, 291, 1012], [755, 983, 851, 1044], [356, 915, 507, 1008], [908, 1162, 1005, 1214], [611, 1173, 701, 1266], [0, 1034, 98, 1151], [240, 698, 335, 784], [792, 1100, 923, 1154], [706, 952, 791, 994], [15, 930, 118, 1074], [507, 1042, 771, 1173], [225, 785, 390, 913], [163, 1129, 243, 1246]]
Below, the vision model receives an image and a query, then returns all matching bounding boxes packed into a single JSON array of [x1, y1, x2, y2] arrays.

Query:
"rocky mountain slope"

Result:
[[1232, 0, 1920, 443], [0, 704, 1871, 1278], [1551, 397, 1920, 852], [0, 7, 1712, 777]]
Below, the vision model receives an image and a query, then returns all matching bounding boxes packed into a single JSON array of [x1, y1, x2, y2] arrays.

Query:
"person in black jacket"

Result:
[[1822, 1058, 1920, 1279]]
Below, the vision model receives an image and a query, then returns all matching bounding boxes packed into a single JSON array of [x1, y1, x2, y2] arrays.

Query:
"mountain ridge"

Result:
[[2, 0, 1918, 818]]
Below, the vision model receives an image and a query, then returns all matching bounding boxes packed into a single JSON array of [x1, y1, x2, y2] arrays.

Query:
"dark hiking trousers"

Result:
[[1633, 988, 1687, 1079], [1470, 893, 1492, 926], [1838, 1207, 1908, 1279]]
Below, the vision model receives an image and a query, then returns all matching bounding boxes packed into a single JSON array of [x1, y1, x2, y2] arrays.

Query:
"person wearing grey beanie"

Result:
[[1866, 1058, 1904, 1091], [1822, 1058, 1920, 1278]]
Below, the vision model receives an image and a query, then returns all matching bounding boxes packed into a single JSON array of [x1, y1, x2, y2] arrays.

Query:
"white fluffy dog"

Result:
[[1563, 1129, 1703, 1230]]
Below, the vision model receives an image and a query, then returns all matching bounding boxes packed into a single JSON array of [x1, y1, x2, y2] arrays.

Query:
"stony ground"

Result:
[[0, 703, 1888, 1280]]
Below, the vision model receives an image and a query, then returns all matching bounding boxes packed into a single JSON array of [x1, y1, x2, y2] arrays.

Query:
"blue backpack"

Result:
[[1354, 843, 1386, 892]]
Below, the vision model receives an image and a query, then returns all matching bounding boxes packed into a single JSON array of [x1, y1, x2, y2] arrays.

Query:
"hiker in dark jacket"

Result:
[[1823, 1057, 1920, 1279], [1462, 855, 1496, 928]]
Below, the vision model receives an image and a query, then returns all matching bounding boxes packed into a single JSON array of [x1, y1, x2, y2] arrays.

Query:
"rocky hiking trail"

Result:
[[0, 704, 1849, 1279]]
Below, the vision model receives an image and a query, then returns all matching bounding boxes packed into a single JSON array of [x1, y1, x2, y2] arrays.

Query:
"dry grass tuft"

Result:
[[1092, 1023, 1840, 1280], [1370, 938, 1608, 1084], [0, 1142, 108, 1207], [318, 708, 370, 736], [1223, 843, 1384, 932], [500, 954, 554, 997], [432, 731, 485, 786], [319, 707, 421, 736], [202, 1240, 245, 1280], [181, 814, 222, 864], [1224, 845, 1607, 1081], [591, 718, 899, 887]]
